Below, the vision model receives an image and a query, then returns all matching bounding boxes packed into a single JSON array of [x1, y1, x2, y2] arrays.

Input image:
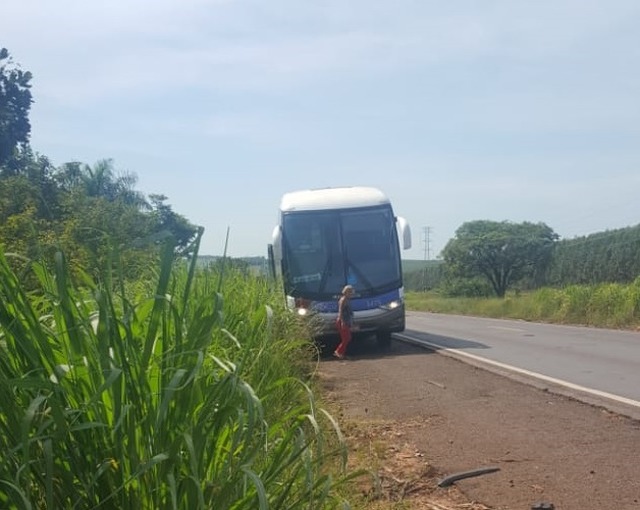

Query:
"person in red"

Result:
[[334, 285, 355, 359]]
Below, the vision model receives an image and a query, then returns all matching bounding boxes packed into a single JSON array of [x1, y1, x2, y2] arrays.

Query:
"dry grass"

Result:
[[406, 279, 640, 330], [327, 409, 492, 510]]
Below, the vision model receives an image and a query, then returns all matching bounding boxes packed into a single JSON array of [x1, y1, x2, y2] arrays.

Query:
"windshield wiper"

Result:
[[318, 250, 334, 295]]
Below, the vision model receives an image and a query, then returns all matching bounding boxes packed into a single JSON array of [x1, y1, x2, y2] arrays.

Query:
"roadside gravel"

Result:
[[318, 337, 640, 510]]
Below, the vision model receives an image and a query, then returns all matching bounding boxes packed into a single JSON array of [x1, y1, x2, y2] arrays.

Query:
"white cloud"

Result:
[[3, 0, 640, 257], [4, 0, 638, 108]]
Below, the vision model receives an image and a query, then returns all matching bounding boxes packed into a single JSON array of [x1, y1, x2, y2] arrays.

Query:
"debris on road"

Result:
[[437, 466, 501, 488]]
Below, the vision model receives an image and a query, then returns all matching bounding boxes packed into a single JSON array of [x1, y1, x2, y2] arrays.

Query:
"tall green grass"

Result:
[[0, 242, 355, 509], [406, 277, 640, 329]]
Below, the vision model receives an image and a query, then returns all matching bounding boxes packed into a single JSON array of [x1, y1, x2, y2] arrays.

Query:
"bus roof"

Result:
[[280, 186, 390, 212]]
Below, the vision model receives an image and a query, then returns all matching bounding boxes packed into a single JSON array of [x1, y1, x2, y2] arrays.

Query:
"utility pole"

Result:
[[422, 226, 432, 261], [421, 227, 433, 291]]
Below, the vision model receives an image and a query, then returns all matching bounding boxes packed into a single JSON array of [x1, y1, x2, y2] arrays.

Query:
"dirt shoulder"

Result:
[[318, 338, 640, 510]]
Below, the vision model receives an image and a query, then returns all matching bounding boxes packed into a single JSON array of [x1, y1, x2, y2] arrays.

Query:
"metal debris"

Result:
[[437, 466, 501, 487], [531, 502, 555, 510]]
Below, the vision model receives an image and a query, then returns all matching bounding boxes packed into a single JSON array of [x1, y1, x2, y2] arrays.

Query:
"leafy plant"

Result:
[[0, 241, 353, 509]]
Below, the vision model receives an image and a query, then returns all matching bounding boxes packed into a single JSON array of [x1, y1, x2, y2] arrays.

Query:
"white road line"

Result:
[[395, 332, 640, 410]]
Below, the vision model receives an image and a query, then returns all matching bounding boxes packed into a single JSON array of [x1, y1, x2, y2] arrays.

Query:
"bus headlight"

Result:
[[381, 300, 401, 310], [294, 297, 312, 316]]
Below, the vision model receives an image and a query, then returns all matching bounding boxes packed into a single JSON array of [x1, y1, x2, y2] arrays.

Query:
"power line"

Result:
[[422, 226, 433, 261], [421, 226, 434, 292]]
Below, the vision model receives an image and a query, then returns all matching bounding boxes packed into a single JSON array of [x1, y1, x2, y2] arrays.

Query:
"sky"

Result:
[[2, 0, 639, 259]]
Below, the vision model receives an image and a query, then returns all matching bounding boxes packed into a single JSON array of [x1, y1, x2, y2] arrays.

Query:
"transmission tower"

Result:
[[421, 227, 433, 292], [422, 226, 432, 261]]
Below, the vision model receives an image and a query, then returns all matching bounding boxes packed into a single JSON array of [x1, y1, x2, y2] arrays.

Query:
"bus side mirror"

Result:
[[396, 216, 412, 250], [271, 226, 283, 261]]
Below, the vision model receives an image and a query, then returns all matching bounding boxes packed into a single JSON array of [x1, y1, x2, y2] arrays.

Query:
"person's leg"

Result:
[[334, 323, 352, 357]]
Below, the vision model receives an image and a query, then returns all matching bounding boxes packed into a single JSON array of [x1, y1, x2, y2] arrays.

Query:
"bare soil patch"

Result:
[[318, 337, 640, 510]]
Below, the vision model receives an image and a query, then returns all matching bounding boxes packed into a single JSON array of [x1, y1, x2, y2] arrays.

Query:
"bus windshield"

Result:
[[281, 205, 402, 299]]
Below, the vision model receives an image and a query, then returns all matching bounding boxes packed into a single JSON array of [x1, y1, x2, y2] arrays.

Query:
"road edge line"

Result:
[[394, 332, 640, 411]]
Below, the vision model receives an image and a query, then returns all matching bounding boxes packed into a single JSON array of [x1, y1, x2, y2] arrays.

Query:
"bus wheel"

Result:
[[376, 331, 392, 350]]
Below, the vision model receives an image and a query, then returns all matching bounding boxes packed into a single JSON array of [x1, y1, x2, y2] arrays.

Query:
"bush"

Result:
[[439, 277, 494, 298]]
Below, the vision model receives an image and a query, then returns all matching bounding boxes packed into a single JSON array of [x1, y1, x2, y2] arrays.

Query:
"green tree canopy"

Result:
[[0, 153, 200, 284], [148, 194, 199, 255], [442, 220, 558, 297], [57, 158, 147, 207], [0, 48, 33, 168]]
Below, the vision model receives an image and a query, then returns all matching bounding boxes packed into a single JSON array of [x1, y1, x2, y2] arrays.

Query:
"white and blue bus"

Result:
[[269, 186, 411, 347]]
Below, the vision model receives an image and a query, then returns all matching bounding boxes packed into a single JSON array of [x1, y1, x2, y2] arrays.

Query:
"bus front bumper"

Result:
[[306, 303, 406, 337]]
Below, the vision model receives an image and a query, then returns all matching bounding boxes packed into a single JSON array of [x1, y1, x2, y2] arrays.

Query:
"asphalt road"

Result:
[[400, 311, 640, 419]]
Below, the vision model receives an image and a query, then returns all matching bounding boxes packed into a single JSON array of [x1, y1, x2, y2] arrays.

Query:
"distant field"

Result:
[[402, 259, 441, 272]]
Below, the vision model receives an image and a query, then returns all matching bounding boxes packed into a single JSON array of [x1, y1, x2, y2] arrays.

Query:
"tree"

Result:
[[57, 159, 147, 208], [442, 220, 558, 298], [0, 48, 33, 167], [148, 194, 199, 255]]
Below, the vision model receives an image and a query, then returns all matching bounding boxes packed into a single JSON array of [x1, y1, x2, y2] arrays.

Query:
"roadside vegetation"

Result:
[[405, 279, 640, 330], [403, 220, 640, 330], [0, 239, 364, 509]]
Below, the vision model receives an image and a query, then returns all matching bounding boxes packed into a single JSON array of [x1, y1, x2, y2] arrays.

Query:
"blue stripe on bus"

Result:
[[311, 289, 401, 313]]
